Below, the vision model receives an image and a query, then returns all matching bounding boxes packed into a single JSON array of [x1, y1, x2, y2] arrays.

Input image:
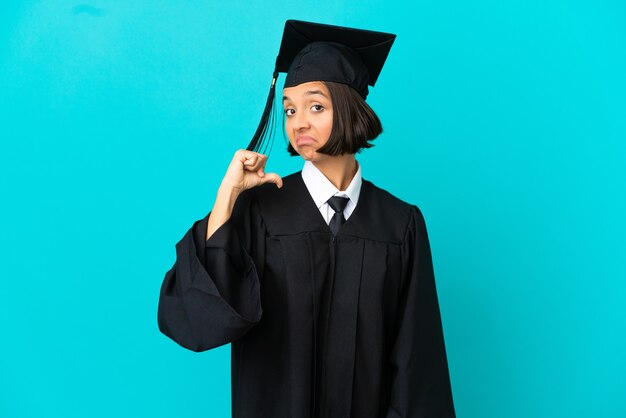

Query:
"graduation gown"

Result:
[[157, 171, 455, 418]]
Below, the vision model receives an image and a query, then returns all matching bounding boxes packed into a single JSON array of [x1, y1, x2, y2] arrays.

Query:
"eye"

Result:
[[284, 108, 295, 117], [311, 104, 324, 112]]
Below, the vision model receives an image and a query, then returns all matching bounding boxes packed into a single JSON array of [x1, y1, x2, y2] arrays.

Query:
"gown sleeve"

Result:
[[386, 206, 456, 418], [157, 189, 265, 352]]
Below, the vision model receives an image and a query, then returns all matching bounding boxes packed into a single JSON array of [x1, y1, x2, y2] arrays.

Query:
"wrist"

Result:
[[218, 182, 242, 196], [215, 184, 241, 210]]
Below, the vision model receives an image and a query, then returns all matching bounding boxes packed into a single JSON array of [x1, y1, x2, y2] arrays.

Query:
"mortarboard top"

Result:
[[246, 20, 396, 153]]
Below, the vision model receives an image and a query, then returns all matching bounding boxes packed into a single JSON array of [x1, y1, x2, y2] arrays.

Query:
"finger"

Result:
[[237, 149, 259, 160], [245, 154, 268, 172], [259, 173, 283, 188], [237, 150, 263, 167], [242, 154, 259, 166]]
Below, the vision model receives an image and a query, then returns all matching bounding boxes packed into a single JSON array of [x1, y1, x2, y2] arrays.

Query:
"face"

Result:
[[282, 81, 333, 161]]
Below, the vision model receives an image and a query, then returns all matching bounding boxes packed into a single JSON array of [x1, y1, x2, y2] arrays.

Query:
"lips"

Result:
[[296, 135, 316, 146]]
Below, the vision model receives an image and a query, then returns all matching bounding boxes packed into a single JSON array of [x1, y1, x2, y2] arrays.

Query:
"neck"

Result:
[[312, 154, 358, 191]]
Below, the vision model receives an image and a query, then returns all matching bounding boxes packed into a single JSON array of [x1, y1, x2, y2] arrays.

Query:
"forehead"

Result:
[[282, 81, 330, 100]]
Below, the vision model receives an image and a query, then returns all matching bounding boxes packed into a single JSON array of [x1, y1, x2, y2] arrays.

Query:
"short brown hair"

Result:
[[286, 81, 383, 156]]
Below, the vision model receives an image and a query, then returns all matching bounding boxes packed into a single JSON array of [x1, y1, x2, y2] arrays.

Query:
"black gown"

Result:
[[157, 171, 455, 418]]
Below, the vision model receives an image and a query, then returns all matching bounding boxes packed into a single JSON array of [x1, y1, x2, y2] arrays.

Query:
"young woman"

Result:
[[158, 20, 455, 418]]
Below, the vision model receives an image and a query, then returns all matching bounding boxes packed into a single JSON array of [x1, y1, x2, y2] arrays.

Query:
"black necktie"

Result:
[[327, 196, 350, 236]]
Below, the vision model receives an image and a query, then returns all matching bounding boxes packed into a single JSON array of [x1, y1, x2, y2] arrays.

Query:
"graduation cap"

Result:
[[246, 19, 396, 153]]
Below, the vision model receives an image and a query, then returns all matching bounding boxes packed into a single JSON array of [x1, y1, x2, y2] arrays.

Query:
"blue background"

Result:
[[1, 1, 625, 417]]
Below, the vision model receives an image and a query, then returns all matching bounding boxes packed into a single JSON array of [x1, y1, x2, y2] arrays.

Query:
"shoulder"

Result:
[[363, 179, 413, 210], [363, 177, 424, 216], [249, 171, 301, 203], [234, 171, 301, 217], [362, 179, 428, 237]]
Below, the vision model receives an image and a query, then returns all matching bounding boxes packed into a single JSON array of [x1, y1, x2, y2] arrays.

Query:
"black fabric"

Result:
[[327, 195, 349, 237], [157, 172, 456, 418], [277, 20, 397, 98], [285, 41, 370, 98]]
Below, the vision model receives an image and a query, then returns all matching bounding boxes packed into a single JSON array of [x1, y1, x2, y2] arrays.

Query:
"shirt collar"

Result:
[[301, 160, 362, 209]]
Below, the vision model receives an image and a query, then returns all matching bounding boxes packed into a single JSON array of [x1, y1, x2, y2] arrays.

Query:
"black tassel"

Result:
[[246, 71, 279, 153]]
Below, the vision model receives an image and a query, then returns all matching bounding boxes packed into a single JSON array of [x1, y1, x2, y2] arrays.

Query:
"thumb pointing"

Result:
[[260, 173, 283, 188]]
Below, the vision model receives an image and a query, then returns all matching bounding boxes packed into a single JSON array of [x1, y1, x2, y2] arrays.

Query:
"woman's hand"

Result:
[[220, 149, 283, 192], [206, 150, 281, 240]]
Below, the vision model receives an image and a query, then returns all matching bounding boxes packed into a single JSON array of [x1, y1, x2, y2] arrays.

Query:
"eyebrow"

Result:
[[282, 90, 328, 101]]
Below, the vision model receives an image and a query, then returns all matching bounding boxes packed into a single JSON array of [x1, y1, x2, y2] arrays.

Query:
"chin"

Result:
[[293, 146, 316, 161], [300, 151, 323, 162]]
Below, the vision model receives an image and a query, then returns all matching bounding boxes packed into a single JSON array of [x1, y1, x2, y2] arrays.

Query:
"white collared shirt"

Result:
[[300, 160, 362, 225]]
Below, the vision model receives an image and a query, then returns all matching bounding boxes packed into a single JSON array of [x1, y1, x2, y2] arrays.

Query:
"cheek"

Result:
[[322, 114, 333, 137], [284, 119, 293, 138]]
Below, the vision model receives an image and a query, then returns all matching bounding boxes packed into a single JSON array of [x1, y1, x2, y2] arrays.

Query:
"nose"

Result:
[[293, 110, 310, 131]]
